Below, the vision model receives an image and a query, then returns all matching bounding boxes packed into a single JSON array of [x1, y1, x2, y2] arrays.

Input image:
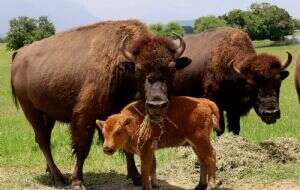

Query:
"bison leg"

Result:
[[70, 85, 97, 190], [70, 120, 95, 190], [150, 154, 159, 189], [216, 110, 225, 136], [226, 112, 241, 135], [19, 101, 66, 186], [188, 136, 216, 190], [140, 147, 154, 190], [124, 151, 142, 185]]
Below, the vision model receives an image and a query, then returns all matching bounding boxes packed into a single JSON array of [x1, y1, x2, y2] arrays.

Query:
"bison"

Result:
[[173, 27, 292, 135], [295, 52, 300, 101], [96, 96, 220, 190], [10, 20, 191, 189]]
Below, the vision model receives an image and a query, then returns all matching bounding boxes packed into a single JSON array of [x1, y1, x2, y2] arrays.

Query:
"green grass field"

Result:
[[0, 42, 299, 189], [294, 30, 300, 36]]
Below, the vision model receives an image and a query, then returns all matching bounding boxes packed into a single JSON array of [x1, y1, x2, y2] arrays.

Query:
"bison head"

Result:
[[120, 34, 191, 122], [232, 52, 292, 124]]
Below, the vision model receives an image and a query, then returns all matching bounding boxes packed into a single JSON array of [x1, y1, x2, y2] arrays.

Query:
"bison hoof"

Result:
[[71, 181, 86, 190], [152, 183, 159, 189], [54, 177, 68, 187], [131, 176, 143, 186], [129, 175, 142, 186], [195, 184, 207, 190]]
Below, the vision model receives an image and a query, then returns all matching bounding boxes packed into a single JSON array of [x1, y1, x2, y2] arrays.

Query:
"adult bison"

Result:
[[11, 20, 191, 189], [173, 27, 292, 135], [295, 53, 300, 101]]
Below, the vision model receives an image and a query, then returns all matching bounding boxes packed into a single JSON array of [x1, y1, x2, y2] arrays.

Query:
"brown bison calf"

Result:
[[96, 96, 220, 190]]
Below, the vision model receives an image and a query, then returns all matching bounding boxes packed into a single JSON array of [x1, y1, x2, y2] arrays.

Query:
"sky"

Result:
[[1, 0, 299, 37], [73, 0, 300, 23]]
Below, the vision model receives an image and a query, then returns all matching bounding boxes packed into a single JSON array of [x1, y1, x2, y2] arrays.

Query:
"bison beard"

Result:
[[173, 27, 292, 135], [11, 20, 191, 190]]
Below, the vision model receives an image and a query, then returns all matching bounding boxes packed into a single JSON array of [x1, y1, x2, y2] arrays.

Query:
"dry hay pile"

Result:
[[159, 133, 300, 188]]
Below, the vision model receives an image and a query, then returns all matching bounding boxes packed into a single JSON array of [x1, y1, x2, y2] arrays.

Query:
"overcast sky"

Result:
[[72, 0, 300, 23]]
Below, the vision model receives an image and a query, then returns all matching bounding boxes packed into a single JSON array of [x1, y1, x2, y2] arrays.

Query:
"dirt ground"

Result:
[[1, 134, 299, 190]]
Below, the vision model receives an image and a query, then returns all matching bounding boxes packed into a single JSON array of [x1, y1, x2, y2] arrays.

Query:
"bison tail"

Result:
[[295, 63, 300, 102], [296, 82, 300, 102], [208, 101, 221, 133], [11, 79, 19, 110], [211, 114, 221, 133], [11, 51, 20, 109]]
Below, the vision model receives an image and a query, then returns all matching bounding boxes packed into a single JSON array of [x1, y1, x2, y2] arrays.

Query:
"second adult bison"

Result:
[[11, 20, 191, 189], [174, 27, 292, 135]]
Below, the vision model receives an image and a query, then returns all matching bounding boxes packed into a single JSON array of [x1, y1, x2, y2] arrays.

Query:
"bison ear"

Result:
[[174, 57, 192, 70], [280, 70, 289, 80], [118, 61, 135, 73], [96, 120, 105, 129]]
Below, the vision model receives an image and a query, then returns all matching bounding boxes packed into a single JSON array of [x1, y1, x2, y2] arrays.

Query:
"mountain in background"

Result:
[[177, 19, 195, 27], [0, 0, 99, 37]]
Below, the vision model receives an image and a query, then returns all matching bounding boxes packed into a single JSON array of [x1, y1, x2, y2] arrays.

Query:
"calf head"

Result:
[[96, 115, 134, 155], [232, 52, 292, 124], [120, 34, 191, 122]]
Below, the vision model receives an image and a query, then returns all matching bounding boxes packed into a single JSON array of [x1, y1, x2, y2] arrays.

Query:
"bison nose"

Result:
[[103, 146, 115, 155], [262, 109, 280, 118], [146, 100, 169, 109]]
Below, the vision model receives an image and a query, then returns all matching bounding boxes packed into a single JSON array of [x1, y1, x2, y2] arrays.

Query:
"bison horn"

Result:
[[120, 35, 135, 62], [230, 61, 241, 75], [173, 32, 186, 59], [281, 51, 292, 70]]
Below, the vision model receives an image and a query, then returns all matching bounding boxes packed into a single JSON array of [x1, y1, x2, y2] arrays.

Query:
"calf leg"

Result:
[[19, 101, 66, 186], [188, 136, 216, 190], [124, 151, 142, 185], [226, 112, 241, 135]]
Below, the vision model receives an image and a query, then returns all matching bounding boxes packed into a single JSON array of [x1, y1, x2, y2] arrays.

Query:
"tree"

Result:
[[149, 22, 185, 37], [250, 3, 294, 41], [149, 23, 165, 37], [293, 19, 300, 30], [224, 3, 294, 41], [194, 16, 227, 33], [7, 16, 55, 50], [224, 9, 246, 28], [164, 22, 185, 37]]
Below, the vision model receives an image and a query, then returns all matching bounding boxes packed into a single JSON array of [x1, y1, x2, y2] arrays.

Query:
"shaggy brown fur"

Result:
[[295, 52, 300, 101], [10, 20, 189, 189], [174, 27, 291, 135], [97, 96, 220, 190]]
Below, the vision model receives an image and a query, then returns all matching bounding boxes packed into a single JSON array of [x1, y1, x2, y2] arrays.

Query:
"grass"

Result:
[[294, 30, 300, 36], [0, 42, 299, 189]]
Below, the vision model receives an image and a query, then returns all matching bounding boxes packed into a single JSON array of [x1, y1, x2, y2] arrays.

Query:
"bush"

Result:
[[6, 16, 55, 50], [149, 22, 185, 37], [0, 37, 6, 43], [224, 3, 295, 41], [194, 16, 227, 33]]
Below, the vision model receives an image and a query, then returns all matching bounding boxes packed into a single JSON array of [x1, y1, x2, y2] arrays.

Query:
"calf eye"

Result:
[[115, 131, 122, 136]]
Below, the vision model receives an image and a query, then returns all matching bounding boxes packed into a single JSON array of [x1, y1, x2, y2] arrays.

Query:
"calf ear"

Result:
[[122, 116, 134, 127], [174, 57, 192, 70], [96, 120, 105, 129], [280, 70, 289, 80]]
